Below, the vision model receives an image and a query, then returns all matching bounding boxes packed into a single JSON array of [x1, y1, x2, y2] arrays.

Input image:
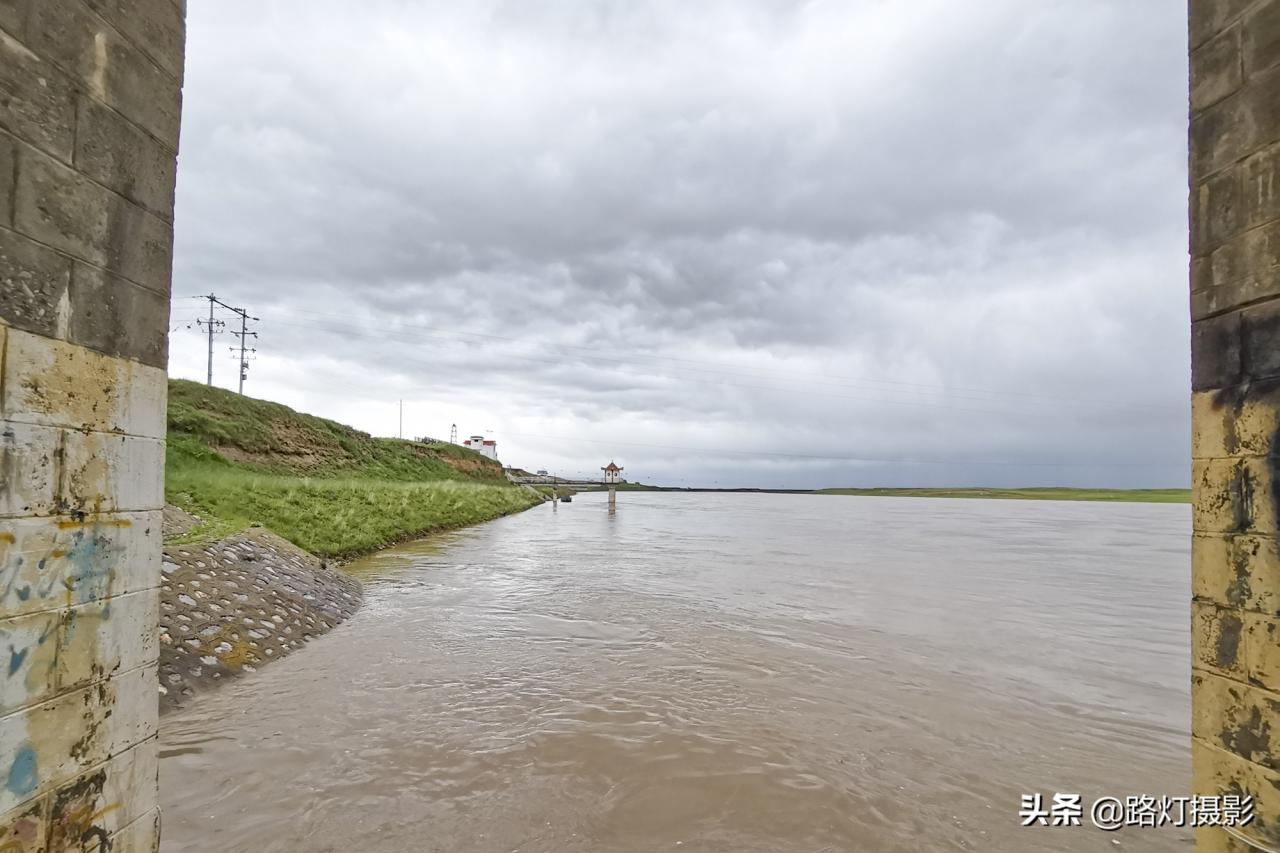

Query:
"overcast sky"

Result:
[[168, 0, 1190, 489]]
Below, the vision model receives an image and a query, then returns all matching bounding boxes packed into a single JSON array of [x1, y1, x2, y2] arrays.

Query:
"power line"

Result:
[[190, 294, 259, 392]]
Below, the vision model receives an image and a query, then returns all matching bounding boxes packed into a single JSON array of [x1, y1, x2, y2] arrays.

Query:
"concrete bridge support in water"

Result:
[[0, 1, 185, 850], [1191, 1, 1280, 849]]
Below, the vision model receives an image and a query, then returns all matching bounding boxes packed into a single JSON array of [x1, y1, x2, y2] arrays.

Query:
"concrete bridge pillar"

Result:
[[0, 1, 184, 850], [1191, 1, 1280, 849]]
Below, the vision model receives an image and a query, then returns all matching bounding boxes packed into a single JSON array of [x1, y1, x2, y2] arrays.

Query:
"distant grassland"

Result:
[[166, 380, 541, 557], [815, 487, 1191, 503]]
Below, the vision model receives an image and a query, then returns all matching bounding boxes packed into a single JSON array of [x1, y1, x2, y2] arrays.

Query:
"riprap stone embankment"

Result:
[[159, 514, 361, 711]]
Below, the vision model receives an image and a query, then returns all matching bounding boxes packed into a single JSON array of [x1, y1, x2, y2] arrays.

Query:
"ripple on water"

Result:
[[159, 494, 1192, 853]]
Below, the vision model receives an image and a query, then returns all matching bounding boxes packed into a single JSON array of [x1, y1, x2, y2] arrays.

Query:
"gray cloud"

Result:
[[169, 0, 1190, 488]]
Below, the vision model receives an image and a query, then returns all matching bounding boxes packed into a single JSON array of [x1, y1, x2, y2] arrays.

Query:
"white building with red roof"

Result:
[[602, 461, 624, 485], [463, 434, 499, 461]]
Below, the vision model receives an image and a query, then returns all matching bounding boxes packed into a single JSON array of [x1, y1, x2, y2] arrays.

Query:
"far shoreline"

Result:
[[576, 485, 1191, 503]]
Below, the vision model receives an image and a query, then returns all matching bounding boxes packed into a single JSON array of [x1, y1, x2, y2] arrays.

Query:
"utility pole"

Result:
[[198, 293, 258, 393], [195, 294, 225, 386], [399, 400, 403, 439], [227, 305, 259, 395]]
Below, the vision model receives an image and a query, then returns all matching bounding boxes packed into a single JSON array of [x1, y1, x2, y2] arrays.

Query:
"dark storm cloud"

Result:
[[169, 0, 1191, 488]]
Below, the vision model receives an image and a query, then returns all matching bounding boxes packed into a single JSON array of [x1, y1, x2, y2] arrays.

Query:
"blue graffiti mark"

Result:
[[7, 647, 28, 676], [1, 521, 123, 610], [64, 529, 120, 606], [6, 744, 37, 797]]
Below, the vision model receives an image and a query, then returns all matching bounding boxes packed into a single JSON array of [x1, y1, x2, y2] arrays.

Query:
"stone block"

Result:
[[1193, 737, 1280, 847], [75, 95, 178, 220], [1193, 311, 1243, 391], [1240, 217, 1280, 298], [98, 663, 157, 763], [1243, 299, 1280, 383], [1195, 600, 1248, 679], [1193, 166, 1244, 257], [60, 432, 165, 514], [1245, 0, 1280, 77], [99, 200, 174, 298], [1193, 24, 1244, 111], [0, 226, 74, 340], [1244, 142, 1280, 228], [55, 588, 159, 693], [13, 144, 112, 268], [82, 0, 185, 81], [0, 610, 59, 714], [1191, 65, 1280, 181], [1190, 389, 1280, 459], [24, 2, 182, 146], [1246, 610, 1280, 692], [0, 664, 157, 815], [0, 511, 163, 620], [0, 421, 59, 518], [1192, 457, 1278, 536], [2, 325, 168, 438], [1194, 534, 1280, 614], [0, 31, 76, 162], [107, 806, 160, 853], [0, 795, 47, 853], [1192, 0, 1256, 50], [0, 136, 12, 228], [68, 264, 169, 369], [13, 145, 174, 295], [1248, 63, 1280, 156], [47, 740, 157, 850], [1192, 91, 1253, 181], [1191, 239, 1244, 319], [1193, 671, 1280, 772], [1193, 219, 1280, 319]]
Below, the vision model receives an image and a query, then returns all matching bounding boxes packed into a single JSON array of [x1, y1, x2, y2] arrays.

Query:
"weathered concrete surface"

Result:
[[1191, 1, 1280, 850], [159, 527, 362, 712], [0, 1, 184, 851]]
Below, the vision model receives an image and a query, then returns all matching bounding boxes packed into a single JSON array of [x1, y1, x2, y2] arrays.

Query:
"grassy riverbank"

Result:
[[166, 380, 542, 557], [815, 487, 1191, 503]]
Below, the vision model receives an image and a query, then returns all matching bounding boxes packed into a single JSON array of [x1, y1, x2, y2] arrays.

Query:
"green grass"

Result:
[[165, 380, 541, 557], [167, 379, 508, 484], [815, 487, 1191, 503], [166, 466, 540, 558]]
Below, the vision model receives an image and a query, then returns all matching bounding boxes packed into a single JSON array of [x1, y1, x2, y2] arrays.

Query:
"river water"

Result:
[[158, 493, 1191, 852]]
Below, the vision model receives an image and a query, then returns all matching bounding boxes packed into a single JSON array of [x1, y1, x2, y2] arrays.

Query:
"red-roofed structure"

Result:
[[463, 434, 499, 461]]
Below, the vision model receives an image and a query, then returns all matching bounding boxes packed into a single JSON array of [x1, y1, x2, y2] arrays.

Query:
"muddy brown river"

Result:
[[159, 493, 1191, 852]]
